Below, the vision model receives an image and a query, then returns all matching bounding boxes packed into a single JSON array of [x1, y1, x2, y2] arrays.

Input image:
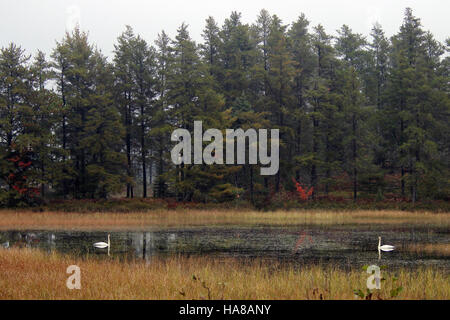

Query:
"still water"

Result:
[[0, 224, 448, 271]]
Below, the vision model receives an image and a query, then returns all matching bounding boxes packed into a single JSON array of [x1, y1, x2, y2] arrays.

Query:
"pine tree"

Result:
[[335, 25, 369, 200], [288, 14, 315, 181], [218, 12, 256, 106], [130, 34, 157, 198], [50, 38, 72, 198], [387, 8, 448, 201], [201, 16, 221, 80], [167, 23, 238, 202], [114, 26, 136, 198], [252, 9, 272, 101], [151, 31, 173, 198], [0, 43, 34, 205], [0, 44, 30, 149], [82, 52, 126, 198], [368, 23, 390, 109], [52, 28, 126, 198], [304, 25, 338, 197], [266, 15, 295, 191], [28, 51, 59, 199]]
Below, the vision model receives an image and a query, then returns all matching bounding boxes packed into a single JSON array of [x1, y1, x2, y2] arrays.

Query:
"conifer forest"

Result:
[[0, 8, 449, 208]]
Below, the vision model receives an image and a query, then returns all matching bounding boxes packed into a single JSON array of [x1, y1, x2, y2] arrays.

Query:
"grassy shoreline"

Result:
[[0, 248, 448, 300], [0, 209, 448, 230]]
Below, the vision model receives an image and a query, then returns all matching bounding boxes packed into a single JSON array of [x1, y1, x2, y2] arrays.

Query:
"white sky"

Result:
[[1, 0, 448, 60]]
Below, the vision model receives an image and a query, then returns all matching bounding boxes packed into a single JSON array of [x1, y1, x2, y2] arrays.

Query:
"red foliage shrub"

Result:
[[292, 178, 313, 201]]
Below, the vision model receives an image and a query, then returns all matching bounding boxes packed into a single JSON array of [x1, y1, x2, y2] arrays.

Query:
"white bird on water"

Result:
[[378, 236, 395, 252], [94, 234, 110, 249]]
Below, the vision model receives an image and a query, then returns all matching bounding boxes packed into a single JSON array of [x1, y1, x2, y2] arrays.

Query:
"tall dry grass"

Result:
[[404, 243, 450, 256], [0, 248, 448, 300], [0, 209, 448, 230]]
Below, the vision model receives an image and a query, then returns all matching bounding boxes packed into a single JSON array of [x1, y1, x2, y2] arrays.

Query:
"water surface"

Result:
[[1, 223, 448, 271]]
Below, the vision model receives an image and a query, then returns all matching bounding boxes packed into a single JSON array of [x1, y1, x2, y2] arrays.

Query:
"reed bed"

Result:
[[0, 248, 448, 300], [0, 209, 448, 230], [404, 243, 450, 256]]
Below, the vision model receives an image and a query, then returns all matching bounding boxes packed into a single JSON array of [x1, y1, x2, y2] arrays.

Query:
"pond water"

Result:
[[0, 223, 449, 271]]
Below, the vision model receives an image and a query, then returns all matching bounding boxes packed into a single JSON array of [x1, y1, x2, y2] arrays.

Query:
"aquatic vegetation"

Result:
[[403, 243, 450, 256]]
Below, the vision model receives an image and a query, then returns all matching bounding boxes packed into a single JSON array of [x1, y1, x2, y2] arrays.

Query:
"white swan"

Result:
[[94, 234, 110, 249], [378, 236, 395, 251]]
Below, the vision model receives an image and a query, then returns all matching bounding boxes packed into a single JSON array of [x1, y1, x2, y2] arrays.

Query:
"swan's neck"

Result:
[[108, 235, 110, 246], [378, 238, 381, 249]]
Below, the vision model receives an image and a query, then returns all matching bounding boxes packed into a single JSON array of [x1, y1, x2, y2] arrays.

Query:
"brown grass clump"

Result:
[[0, 248, 448, 300], [404, 243, 450, 256], [0, 209, 448, 230]]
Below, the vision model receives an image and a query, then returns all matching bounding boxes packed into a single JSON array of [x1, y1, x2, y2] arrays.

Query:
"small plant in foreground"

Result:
[[354, 265, 403, 300], [179, 274, 226, 300]]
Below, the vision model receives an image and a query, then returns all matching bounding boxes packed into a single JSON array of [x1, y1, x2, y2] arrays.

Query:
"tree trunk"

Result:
[[352, 113, 357, 201], [249, 165, 254, 204], [140, 102, 147, 198], [126, 93, 133, 198], [311, 108, 318, 199]]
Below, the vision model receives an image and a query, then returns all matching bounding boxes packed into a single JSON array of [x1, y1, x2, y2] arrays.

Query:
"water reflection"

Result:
[[0, 224, 448, 271], [131, 232, 154, 263]]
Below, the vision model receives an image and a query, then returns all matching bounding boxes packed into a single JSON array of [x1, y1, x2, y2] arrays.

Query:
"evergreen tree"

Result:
[[304, 25, 339, 197], [368, 23, 390, 109], [336, 25, 369, 200], [0, 43, 34, 205], [28, 51, 59, 199], [218, 12, 256, 105], [114, 26, 136, 198], [288, 14, 315, 182], [52, 28, 126, 198], [201, 16, 221, 80], [386, 8, 448, 201], [167, 23, 238, 202], [266, 15, 295, 191], [151, 31, 173, 198]]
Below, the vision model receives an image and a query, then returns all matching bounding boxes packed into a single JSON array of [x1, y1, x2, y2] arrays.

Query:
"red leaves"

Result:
[[11, 183, 39, 196], [8, 156, 20, 162], [292, 177, 314, 201], [18, 161, 32, 168], [12, 184, 26, 194], [29, 188, 40, 196], [5, 150, 38, 199]]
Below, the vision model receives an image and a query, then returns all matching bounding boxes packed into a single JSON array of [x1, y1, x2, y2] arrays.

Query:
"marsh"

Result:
[[0, 210, 448, 271]]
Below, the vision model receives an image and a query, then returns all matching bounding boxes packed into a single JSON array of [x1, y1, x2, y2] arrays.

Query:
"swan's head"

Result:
[[378, 236, 381, 240]]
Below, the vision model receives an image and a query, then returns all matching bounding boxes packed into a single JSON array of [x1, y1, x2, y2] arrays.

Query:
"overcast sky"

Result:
[[1, 0, 448, 60]]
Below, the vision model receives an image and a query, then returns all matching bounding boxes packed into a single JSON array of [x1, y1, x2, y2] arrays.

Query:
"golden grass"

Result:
[[0, 248, 448, 300], [0, 209, 448, 230], [404, 243, 450, 256]]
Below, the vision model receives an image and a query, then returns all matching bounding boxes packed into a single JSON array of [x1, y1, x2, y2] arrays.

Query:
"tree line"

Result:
[[0, 8, 448, 206]]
